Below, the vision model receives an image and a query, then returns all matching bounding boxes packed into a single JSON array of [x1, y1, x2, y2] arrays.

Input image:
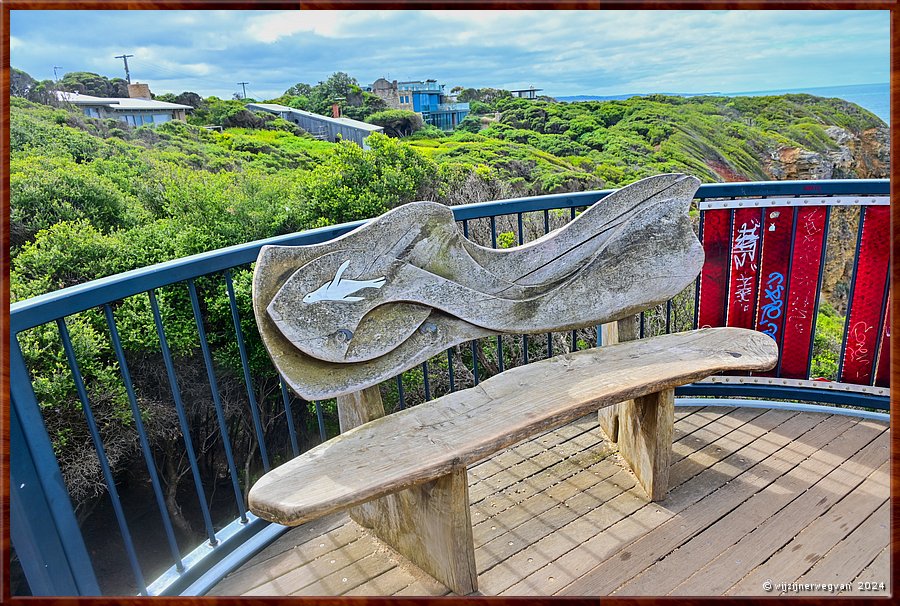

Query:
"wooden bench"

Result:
[[247, 174, 778, 595]]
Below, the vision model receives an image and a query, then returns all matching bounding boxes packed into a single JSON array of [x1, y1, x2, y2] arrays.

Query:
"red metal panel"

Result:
[[754, 208, 794, 375], [726, 208, 763, 328], [840, 206, 891, 385], [697, 209, 731, 328], [874, 295, 890, 388], [780, 206, 828, 379]]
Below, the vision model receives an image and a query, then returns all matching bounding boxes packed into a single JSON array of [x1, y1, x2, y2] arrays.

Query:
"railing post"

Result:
[[9, 336, 101, 596]]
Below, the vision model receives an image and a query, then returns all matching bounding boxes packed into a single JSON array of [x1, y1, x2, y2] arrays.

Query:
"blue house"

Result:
[[369, 78, 469, 131], [398, 80, 469, 130]]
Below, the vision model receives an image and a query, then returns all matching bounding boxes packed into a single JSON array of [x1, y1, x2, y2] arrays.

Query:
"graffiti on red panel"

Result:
[[845, 321, 875, 379], [801, 208, 823, 243], [730, 218, 760, 315], [731, 220, 760, 270], [758, 272, 785, 339], [734, 276, 754, 306]]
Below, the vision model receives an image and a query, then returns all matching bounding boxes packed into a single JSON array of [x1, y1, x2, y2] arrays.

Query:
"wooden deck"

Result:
[[209, 406, 890, 597]]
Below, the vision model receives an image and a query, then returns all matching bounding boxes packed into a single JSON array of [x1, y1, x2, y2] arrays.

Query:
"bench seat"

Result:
[[250, 327, 776, 526]]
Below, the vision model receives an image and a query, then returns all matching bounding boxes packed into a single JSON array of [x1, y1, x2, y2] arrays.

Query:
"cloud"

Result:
[[243, 10, 385, 43], [10, 35, 23, 50]]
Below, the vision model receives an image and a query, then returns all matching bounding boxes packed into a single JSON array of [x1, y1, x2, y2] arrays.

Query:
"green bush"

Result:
[[810, 303, 844, 380]]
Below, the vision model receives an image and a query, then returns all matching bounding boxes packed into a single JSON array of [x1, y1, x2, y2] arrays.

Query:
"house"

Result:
[[510, 87, 543, 99], [369, 78, 470, 130], [245, 103, 383, 149], [58, 91, 192, 126]]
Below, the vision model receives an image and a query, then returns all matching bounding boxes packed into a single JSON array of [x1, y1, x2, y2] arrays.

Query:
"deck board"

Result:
[[208, 406, 889, 597], [672, 425, 889, 595]]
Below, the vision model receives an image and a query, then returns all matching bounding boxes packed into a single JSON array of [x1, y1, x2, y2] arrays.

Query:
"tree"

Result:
[[175, 91, 205, 108], [58, 71, 128, 97], [11, 67, 36, 97], [285, 82, 313, 97], [456, 114, 483, 133], [341, 92, 387, 121], [458, 87, 512, 106], [366, 109, 424, 137]]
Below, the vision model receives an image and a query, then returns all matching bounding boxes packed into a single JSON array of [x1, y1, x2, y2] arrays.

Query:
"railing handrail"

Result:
[[10, 179, 889, 335]]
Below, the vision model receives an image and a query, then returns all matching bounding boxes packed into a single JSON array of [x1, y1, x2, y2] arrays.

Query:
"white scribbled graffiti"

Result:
[[732, 221, 760, 270], [735, 275, 755, 304], [845, 321, 874, 379]]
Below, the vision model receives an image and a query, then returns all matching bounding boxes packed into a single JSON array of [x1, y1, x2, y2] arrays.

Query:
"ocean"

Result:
[[557, 82, 889, 124]]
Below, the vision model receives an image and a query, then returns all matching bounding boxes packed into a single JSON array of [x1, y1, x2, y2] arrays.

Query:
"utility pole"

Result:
[[114, 53, 134, 84], [237, 81, 249, 99], [53, 66, 62, 81]]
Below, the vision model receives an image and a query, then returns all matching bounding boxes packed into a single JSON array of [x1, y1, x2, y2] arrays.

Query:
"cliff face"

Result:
[[767, 125, 889, 180]]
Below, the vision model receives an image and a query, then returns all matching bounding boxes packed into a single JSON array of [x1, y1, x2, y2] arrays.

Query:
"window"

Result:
[[153, 114, 170, 124], [83, 107, 100, 118]]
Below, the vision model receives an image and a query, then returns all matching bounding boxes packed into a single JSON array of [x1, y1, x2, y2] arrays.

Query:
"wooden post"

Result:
[[596, 315, 639, 442], [336, 387, 478, 595], [616, 388, 675, 501], [596, 322, 620, 441]]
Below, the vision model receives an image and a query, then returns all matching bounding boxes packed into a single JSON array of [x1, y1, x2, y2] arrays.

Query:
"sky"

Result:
[[9, 10, 890, 100]]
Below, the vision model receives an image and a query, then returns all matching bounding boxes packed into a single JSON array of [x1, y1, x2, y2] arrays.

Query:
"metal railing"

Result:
[[437, 102, 470, 112], [9, 179, 890, 597]]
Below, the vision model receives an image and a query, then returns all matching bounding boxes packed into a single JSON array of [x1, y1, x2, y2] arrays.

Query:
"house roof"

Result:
[[246, 103, 384, 132], [57, 91, 193, 111], [246, 102, 293, 112]]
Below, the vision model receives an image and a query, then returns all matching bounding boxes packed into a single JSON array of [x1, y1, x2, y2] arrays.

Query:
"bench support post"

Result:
[[596, 316, 639, 441], [615, 387, 674, 501], [337, 386, 478, 595]]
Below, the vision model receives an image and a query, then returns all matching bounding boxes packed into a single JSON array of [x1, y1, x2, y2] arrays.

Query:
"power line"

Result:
[[53, 66, 62, 81], [114, 53, 134, 84], [237, 81, 249, 99]]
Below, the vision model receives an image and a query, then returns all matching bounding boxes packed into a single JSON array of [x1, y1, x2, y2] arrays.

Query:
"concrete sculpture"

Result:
[[252, 173, 704, 400]]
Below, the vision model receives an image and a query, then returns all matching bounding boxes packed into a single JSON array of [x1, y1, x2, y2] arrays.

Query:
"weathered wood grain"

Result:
[[501, 410, 817, 595], [615, 388, 674, 501], [595, 321, 621, 441], [249, 327, 776, 526], [614, 413, 859, 595], [669, 426, 889, 595], [336, 385, 386, 433], [253, 174, 705, 399], [725, 436, 890, 595], [337, 385, 478, 595], [565, 413, 863, 595], [482, 408, 796, 595], [350, 468, 478, 596]]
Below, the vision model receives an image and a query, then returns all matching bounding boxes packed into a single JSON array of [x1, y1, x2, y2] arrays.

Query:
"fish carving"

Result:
[[302, 260, 386, 303], [252, 173, 705, 400]]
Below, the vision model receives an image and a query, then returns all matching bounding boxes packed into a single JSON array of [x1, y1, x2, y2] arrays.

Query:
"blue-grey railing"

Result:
[[10, 179, 890, 597]]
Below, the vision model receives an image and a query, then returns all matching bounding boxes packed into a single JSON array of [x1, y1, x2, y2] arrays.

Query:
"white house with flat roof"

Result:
[[58, 92, 192, 126]]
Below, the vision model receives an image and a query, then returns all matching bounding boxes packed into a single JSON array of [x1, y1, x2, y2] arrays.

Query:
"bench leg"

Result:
[[616, 388, 674, 501], [351, 469, 478, 596], [596, 318, 638, 442], [337, 387, 479, 595]]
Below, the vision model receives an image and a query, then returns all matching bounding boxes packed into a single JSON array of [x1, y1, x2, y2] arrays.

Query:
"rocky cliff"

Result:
[[768, 125, 890, 180]]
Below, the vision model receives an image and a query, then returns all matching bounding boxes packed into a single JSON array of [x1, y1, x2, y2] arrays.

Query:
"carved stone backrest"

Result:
[[252, 173, 704, 400]]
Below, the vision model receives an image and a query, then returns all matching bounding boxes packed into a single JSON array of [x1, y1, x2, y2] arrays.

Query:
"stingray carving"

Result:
[[253, 173, 704, 400]]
